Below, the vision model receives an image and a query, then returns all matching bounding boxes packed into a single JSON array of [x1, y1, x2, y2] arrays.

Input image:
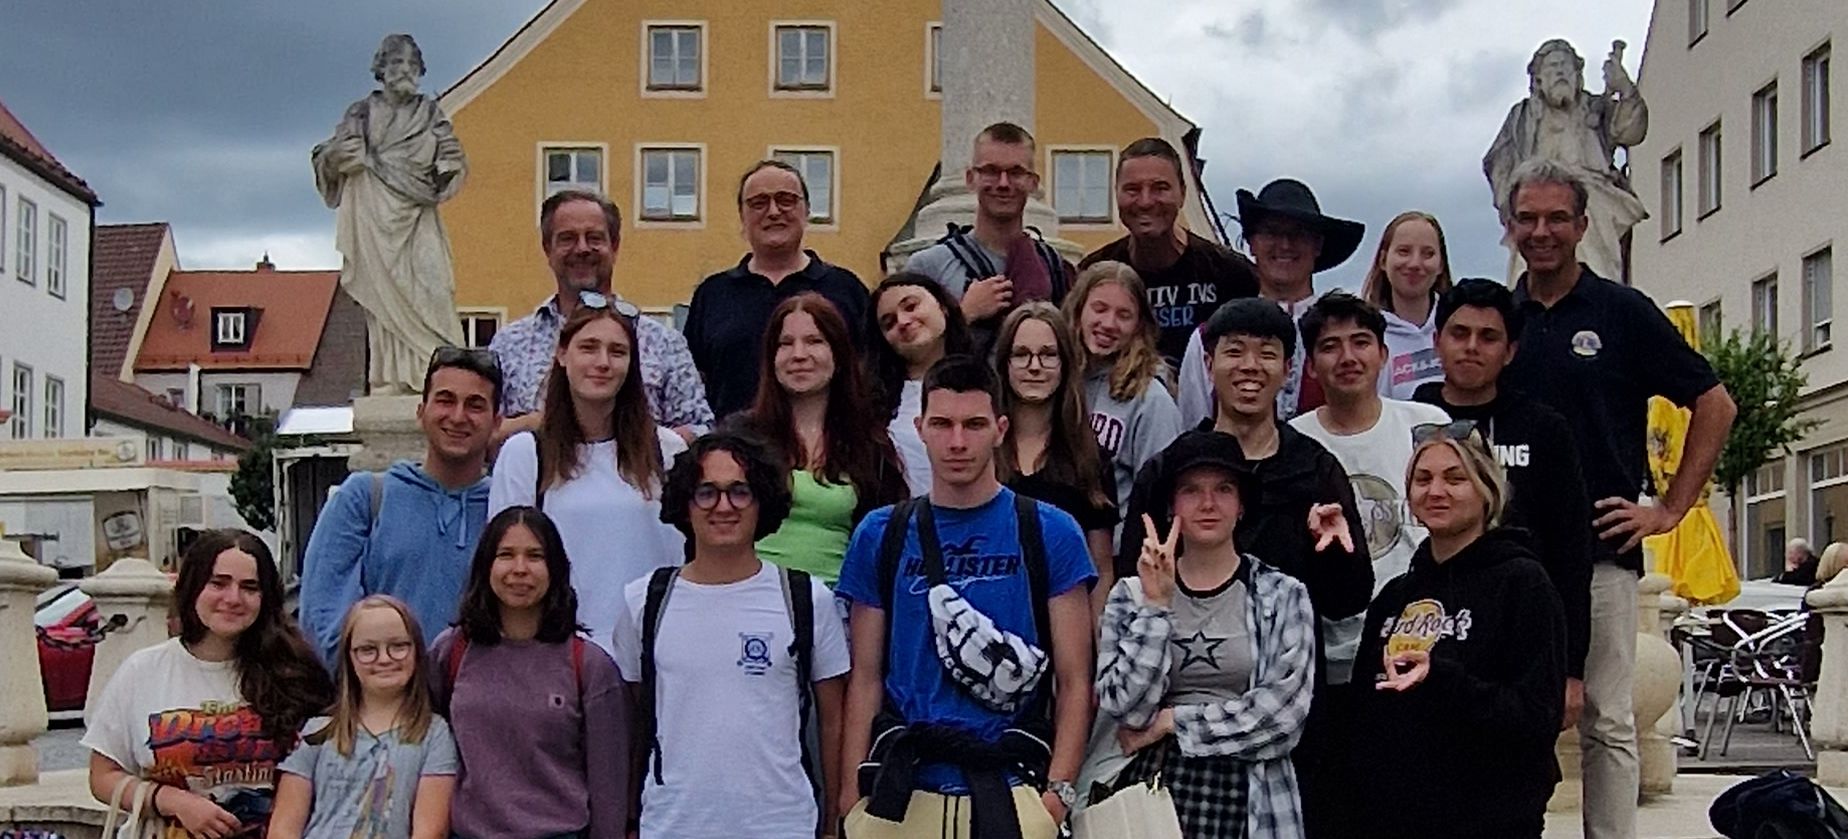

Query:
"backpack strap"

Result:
[[876, 500, 919, 611], [533, 437, 549, 512], [639, 566, 681, 785], [780, 568, 824, 825], [446, 634, 469, 687], [938, 224, 997, 282], [1014, 492, 1052, 654]]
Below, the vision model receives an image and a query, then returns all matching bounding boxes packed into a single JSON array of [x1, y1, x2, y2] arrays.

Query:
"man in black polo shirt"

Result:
[[1499, 159, 1737, 839], [683, 159, 871, 419]]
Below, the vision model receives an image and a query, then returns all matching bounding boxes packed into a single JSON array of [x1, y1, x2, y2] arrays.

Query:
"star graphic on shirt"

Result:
[[1174, 630, 1228, 672]]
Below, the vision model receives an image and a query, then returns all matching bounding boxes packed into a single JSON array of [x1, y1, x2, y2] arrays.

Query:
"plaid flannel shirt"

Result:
[[1095, 558, 1316, 839], [488, 296, 715, 429]]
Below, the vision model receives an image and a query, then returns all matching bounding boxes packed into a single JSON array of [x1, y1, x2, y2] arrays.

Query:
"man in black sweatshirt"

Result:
[[1412, 278, 1591, 730]]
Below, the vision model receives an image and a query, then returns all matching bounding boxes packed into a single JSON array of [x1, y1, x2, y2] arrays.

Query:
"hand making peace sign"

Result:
[[1138, 513, 1180, 609]]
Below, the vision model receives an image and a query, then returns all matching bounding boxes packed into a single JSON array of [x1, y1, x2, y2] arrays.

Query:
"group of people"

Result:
[[83, 121, 1740, 839]]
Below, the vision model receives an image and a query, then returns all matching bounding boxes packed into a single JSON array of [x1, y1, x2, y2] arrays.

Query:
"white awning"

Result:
[[276, 406, 354, 436]]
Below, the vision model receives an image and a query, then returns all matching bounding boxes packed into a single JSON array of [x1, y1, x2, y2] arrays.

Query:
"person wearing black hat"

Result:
[[1094, 431, 1315, 838], [1176, 179, 1366, 426]]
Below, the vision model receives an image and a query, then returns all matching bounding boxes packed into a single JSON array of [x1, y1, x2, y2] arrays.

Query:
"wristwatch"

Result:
[[1048, 779, 1079, 809]]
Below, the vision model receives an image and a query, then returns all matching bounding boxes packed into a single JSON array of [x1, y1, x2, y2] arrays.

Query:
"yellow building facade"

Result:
[[439, 0, 1218, 330]]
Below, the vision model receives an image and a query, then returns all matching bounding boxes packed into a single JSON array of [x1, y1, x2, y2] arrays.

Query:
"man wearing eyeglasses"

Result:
[[903, 122, 1076, 352], [300, 347, 503, 666], [682, 160, 871, 420], [489, 190, 714, 444]]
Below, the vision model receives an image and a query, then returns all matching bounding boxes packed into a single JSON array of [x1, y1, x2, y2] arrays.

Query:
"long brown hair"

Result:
[[1359, 211, 1454, 316], [1063, 261, 1170, 402], [308, 596, 436, 757], [739, 293, 908, 520], [993, 303, 1111, 509], [539, 306, 664, 498], [174, 530, 333, 746]]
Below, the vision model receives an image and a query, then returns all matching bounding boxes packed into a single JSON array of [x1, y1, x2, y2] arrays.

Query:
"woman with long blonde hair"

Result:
[[1064, 261, 1183, 515], [1358, 211, 1454, 399]]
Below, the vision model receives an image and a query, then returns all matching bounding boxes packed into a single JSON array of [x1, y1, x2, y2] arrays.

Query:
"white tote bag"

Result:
[[100, 775, 169, 839], [1071, 778, 1184, 839]]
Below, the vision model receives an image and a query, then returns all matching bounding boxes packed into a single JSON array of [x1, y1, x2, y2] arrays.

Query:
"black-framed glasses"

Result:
[[693, 481, 755, 510], [1008, 348, 1062, 370], [1411, 420, 1481, 446], [743, 191, 805, 213], [349, 641, 415, 664], [577, 289, 641, 319]]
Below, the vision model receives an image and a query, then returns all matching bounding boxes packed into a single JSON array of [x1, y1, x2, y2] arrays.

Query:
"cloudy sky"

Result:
[[1, 0, 1651, 291]]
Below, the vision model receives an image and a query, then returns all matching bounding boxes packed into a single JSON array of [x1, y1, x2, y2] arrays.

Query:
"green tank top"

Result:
[[757, 469, 858, 584]]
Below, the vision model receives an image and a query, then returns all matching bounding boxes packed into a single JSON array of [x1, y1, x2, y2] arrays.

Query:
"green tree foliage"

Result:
[[1706, 328, 1821, 494], [229, 415, 278, 531]]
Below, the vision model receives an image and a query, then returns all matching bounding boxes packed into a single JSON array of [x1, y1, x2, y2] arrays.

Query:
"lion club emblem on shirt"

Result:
[[1571, 330, 1603, 357], [1382, 598, 1473, 657]]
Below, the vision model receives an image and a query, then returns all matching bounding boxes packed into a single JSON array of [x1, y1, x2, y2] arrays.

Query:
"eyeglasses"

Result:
[[577, 289, 641, 318], [1411, 420, 1482, 445], [1008, 348, 1062, 370], [971, 165, 1038, 184], [349, 641, 415, 664], [693, 481, 756, 510], [743, 191, 805, 213]]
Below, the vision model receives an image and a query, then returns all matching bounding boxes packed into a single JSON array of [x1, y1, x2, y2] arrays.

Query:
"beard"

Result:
[[1539, 77, 1577, 109]]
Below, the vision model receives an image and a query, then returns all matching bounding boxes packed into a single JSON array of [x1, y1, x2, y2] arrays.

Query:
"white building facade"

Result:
[[1631, 0, 1842, 577]]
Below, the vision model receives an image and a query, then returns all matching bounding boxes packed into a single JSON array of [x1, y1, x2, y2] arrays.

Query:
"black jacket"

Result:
[[1413, 382, 1593, 679], [1347, 529, 1566, 839]]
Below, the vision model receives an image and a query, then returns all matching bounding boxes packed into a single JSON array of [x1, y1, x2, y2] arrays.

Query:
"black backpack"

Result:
[[1711, 770, 1848, 839], [933, 223, 1074, 307]]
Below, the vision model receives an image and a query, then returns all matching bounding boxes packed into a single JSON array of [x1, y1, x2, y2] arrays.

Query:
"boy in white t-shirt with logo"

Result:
[[1289, 291, 1450, 592], [613, 430, 850, 839]]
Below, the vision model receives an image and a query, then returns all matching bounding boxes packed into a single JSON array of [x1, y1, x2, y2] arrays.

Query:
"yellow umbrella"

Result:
[[1645, 304, 1739, 604]]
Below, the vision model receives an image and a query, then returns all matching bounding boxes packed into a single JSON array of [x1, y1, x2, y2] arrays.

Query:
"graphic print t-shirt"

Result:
[[837, 489, 1096, 793], [82, 638, 287, 835], [277, 716, 459, 839], [1290, 399, 1451, 592]]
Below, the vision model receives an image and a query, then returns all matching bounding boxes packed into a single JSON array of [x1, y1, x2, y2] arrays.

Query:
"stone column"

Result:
[[889, 0, 1079, 264], [0, 537, 57, 786], [1636, 572, 1685, 797], [1807, 574, 1848, 785], [348, 394, 425, 472], [79, 557, 174, 717]]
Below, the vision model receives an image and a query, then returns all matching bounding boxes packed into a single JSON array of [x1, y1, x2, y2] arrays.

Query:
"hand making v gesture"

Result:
[[1138, 513, 1180, 609]]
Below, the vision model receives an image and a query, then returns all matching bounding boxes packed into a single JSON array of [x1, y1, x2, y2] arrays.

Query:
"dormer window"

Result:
[[212, 308, 250, 350]]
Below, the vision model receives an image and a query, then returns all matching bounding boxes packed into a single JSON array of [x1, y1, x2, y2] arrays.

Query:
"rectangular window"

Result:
[[11, 364, 31, 439], [640, 148, 701, 221], [214, 310, 246, 347], [46, 214, 66, 298], [771, 149, 836, 224], [1698, 122, 1723, 216], [1814, 445, 1848, 547], [165, 388, 186, 410], [1051, 150, 1113, 224], [147, 437, 162, 463], [16, 197, 35, 285], [1688, 0, 1709, 44], [459, 311, 501, 349], [775, 25, 831, 91], [646, 25, 702, 91], [1752, 82, 1778, 184], [1805, 43, 1833, 154], [216, 384, 259, 419], [43, 376, 62, 438], [0, 185, 7, 274], [1753, 274, 1779, 335], [928, 23, 942, 95], [543, 147, 602, 197], [1805, 248, 1833, 350], [1660, 150, 1684, 239], [1699, 300, 1723, 344]]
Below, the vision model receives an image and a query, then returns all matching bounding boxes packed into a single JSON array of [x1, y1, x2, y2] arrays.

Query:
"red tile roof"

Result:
[[91, 223, 170, 378], [0, 98, 98, 205], [90, 375, 252, 452], [135, 268, 340, 372]]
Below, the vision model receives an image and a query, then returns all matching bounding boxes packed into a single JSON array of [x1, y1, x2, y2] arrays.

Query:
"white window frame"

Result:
[[214, 310, 247, 346], [1660, 149, 1684, 240], [1688, 0, 1709, 45], [45, 213, 66, 299], [769, 146, 840, 228], [634, 143, 707, 228], [1753, 273, 1779, 336], [1699, 299, 1723, 344], [534, 142, 609, 231], [15, 196, 35, 285], [1048, 146, 1117, 227], [458, 307, 506, 350], [1752, 81, 1778, 186], [1804, 246, 1833, 352], [1743, 459, 1789, 576], [42, 375, 62, 438], [216, 383, 259, 419], [925, 22, 943, 100], [769, 21, 836, 98], [11, 363, 31, 439], [1804, 42, 1833, 156], [0, 185, 7, 277], [641, 21, 707, 98], [1698, 121, 1723, 217], [1810, 444, 1848, 546]]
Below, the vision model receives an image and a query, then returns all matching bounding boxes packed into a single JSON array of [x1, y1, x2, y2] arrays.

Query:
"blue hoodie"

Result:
[[299, 461, 491, 664]]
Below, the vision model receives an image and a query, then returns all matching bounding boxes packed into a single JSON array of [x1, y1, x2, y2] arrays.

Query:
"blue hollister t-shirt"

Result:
[[837, 487, 1095, 793]]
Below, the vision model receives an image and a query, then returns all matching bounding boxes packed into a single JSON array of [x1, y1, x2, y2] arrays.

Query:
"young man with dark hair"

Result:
[[300, 347, 504, 664], [1289, 291, 1451, 590], [838, 356, 1095, 839], [613, 430, 849, 838], [1079, 137, 1257, 367]]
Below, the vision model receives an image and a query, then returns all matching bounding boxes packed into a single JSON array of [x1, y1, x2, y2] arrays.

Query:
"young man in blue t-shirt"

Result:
[[837, 356, 1096, 839]]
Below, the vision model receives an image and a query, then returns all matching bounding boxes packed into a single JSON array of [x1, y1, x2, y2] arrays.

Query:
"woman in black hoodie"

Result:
[[1348, 423, 1566, 838]]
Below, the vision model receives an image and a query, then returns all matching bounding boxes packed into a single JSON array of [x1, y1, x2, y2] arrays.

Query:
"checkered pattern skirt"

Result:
[[1120, 738, 1250, 839]]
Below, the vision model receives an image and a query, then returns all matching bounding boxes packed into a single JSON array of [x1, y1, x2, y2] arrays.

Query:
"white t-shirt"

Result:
[[1290, 398, 1451, 592], [613, 562, 851, 839], [890, 379, 931, 496], [82, 638, 288, 824], [489, 429, 689, 654]]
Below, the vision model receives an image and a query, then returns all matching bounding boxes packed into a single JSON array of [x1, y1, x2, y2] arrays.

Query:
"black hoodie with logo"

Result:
[[1346, 528, 1566, 839]]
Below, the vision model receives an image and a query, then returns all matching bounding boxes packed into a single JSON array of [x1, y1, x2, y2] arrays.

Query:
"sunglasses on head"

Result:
[[578, 289, 641, 318], [1411, 420, 1481, 446]]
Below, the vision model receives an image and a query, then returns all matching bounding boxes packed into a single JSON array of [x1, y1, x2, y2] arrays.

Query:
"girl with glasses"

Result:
[[865, 273, 972, 496], [1064, 261, 1184, 519], [993, 302, 1119, 611], [488, 303, 687, 655], [270, 596, 457, 839], [733, 293, 908, 584]]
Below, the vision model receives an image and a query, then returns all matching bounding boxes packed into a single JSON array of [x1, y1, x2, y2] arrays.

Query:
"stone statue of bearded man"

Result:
[[312, 33, 466, 394], [1484, 38, 1649, 282]]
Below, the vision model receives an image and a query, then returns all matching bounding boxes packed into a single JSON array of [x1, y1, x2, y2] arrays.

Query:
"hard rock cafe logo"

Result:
[[1382, 599, 1473, 657]]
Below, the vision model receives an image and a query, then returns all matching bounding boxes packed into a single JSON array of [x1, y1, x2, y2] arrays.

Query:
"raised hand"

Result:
[[1376, 648, 1431, 692], [1137, 513, 1180, 609], [1308, 503, 1354, 553]]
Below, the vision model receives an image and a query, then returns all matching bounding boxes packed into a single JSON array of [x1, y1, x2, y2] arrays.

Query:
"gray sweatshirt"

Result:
[[1084, 368, 1184, 514]]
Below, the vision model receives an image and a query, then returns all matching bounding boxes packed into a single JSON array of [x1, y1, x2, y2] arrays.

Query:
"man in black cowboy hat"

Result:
[[1176, 179, 1365, 425]]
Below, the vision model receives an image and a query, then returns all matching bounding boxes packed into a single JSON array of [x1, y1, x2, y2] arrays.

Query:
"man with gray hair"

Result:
[[1484, 38, 1648, 282], [1501, 159, 1737, 839]]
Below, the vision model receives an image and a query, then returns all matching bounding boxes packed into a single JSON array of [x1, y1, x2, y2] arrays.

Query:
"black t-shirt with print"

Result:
[[1080, 231, 1258, 367]]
